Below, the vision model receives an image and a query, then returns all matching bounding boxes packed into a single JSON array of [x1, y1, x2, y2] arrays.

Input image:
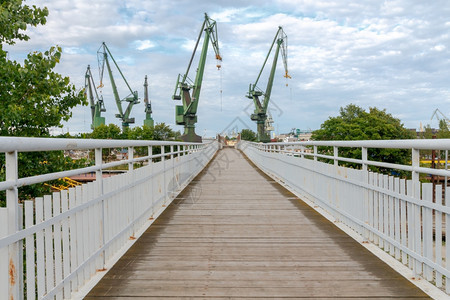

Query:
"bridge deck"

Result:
[[86, 148, 429, 299]]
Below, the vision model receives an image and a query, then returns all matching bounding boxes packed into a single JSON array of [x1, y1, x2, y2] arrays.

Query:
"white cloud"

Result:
[[9, 0, 450, 134], [134, 40, 156, 51]]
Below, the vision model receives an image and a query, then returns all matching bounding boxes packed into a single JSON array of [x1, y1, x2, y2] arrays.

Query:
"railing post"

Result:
[[148, 146, 154, 217], [333, 146, 338, 166], [5, 150, 19, 299], [0, 207, 7, 300], [411, 148, 422, 276], [362, 147, 369, 240], [314, 145, 317, 161], [170, 145, 174, 198], [162, 145, 166, 204], [95, 148, 106, 268], [128, 146, 135, 235]]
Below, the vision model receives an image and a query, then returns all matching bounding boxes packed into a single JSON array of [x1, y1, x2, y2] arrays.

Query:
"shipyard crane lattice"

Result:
[[97, 42, 139, 130], [247, 26, 290, 142], [172, 13, 222, 142], [84, 65, 106, 129]]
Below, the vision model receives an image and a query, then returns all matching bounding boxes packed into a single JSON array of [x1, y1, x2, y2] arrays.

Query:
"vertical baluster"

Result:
[[412, 149, 422, 276], [75, 185, 85, 289], [68, 187, 78, 292], [378, 174, 384, 249], [35, 197, 46, 298], [44, 195, 55, 294], [435, 185, 443, 288], [445, 185, 450, 293], [24, 200, 35, 300], [388, 176, 395, 255], [368, 172, 374, 242], [53, 192, 63, 300], [406, 180, 414, 269], [60, 189, 71, 298], [394, 177, 401, 260], [422, 183, 433, 281], [400, 179, 407, 264], [373, 173, 379, 245]]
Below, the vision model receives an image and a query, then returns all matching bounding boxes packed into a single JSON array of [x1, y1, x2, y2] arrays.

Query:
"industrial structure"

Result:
[[246, 26, 290, 142], [97, 42, 139, 130], [172, 13, 222, 142], [84, 65, 106, 129], [431, 108, 450, 130], [143, 75, 154, 128]]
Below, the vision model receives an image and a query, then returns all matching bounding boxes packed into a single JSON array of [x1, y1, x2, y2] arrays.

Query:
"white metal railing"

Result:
[[0, 137, 219, 299], [238, 139, 450, 294]]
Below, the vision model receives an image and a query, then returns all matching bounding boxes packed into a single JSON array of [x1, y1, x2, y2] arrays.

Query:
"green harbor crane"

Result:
[[97, 42, 139, 130], [84, 65, 106, 129], [172, 13, 222, 142], [247, 26, 290, 142], [143, 75, 154, 128]]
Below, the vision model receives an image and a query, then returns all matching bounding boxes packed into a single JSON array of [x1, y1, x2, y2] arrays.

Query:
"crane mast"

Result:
[[172, 13, 222, 142], [97, 42, 139, 130], [84, 65, 106, 129], [247, 26, 290, 142], [143, 75, 154, 127]]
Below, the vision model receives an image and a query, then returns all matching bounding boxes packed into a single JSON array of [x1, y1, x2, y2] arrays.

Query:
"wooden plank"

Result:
[[86, 148, 430, 299]]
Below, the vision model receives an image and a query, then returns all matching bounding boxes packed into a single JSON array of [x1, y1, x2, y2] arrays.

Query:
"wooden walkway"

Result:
[[86, 147, 430, 299]]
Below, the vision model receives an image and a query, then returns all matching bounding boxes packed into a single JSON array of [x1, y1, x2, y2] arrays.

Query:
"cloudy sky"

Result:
[[6, 0, 450, 136]]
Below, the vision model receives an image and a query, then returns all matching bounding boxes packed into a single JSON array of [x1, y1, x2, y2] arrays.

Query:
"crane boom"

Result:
[[431, 108, 450, 129], [97, 42, 139, 130], [84, 65, 105, 129], [247, 26, 290, 142], [172, 13, 222, 142]]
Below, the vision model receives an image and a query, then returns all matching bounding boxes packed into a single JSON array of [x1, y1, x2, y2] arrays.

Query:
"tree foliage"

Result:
[[311, 104, 415, 172], [312, 104, 415, 141], [241, 129, 257, 141], [89, 123, 180, 141], [0, 1, 87, 204], [0, 0, 48, 45]]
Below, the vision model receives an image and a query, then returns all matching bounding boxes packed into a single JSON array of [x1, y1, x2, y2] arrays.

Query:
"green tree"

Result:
[[437, 120, 450, 139], [241, 129, 257, 141], [90, 124, 122, 139], [152, 123, 180, 141], [311, 104, 415, 172], [0, 0, 48, 45], [0, 1, 85, 136], [0, 1, 87, 204]]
